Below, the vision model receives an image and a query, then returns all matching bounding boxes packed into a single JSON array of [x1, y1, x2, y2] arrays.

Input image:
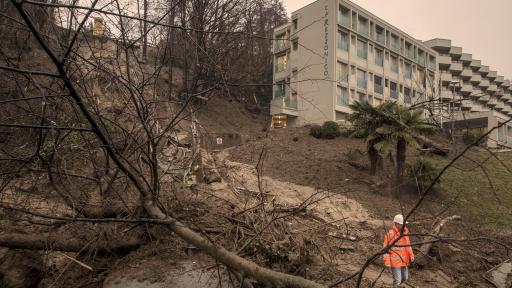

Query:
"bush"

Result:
[[309, 125, 323, 138], [321, 121, 340, 139], [408, 157, 440, 190], [462, 131, 487, 146], [309, 121, 340, 139]]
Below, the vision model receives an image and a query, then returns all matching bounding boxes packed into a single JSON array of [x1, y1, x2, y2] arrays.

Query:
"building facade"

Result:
[[271, 0, 512, 148], [424, 39, 512, 148], [271, 0, 438, 126]]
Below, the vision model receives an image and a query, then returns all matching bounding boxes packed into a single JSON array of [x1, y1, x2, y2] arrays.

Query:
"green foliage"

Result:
[[408, 157, 440, 189], [309, 124, 323, 138], [321, 121, 340, 139], [309, 121, 340, 139], [462, 131, 488, 145]]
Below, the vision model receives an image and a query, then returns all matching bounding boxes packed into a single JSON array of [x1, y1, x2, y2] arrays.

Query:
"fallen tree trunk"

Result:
[[415, 215, 461, 267], [0, 233, 144, 253], [413, 134, 450, 156]]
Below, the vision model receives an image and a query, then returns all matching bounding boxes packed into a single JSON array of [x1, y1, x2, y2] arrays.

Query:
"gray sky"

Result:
[[282, 0, 512, 80]]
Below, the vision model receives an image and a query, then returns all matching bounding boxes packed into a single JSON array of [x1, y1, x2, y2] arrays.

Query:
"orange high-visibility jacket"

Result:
[[383, 225, 415, 267]]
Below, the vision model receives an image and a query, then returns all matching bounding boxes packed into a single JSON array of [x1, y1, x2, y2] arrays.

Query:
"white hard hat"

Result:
[[393, 214, 408, 225]]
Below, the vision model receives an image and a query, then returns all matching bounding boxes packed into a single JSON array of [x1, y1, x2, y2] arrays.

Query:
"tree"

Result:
[[374, 104, 436, 195]]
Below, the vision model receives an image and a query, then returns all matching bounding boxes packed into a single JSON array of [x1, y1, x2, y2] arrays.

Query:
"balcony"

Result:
[[503, 80, 511, 88], [461, 68, 472, 79], [357, 79, 367, 89], [479, 79, 490, 88], [478, 95, 490, 103], [495, 102, 505, 111], [460, 53, 472, 64], [470, 74, 482, 83], [438, 55, 451, 67], [486, 98, 497, 107], [440, 89, 453, 100], [440, 72, 452, 83], [461, 83, 473, 94], [461, 99, 473, 110], [487, 84, 498, 93], [479, 65, 490, 75], [424, 38, 451, 49], [495, 76, 505, 84], [470, 91, 482, 99], [450, 46, 462, 56], [374, 83, 384, 94], [449, 62, 463, 72], [470, 59, 481, 69], [376, 33, 385, 45], [339, 15, 351, 28], [488, 71, 497, 79]]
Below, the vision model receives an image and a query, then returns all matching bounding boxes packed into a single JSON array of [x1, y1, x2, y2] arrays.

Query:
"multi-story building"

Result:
[[424, 38, 512, 148], [271, 0, 438, 126]]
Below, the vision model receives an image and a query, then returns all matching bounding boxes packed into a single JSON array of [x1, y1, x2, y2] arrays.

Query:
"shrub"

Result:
[[408, 157, 440, 190], [321, 121, 340, 139], [309, 124, 323, 138], [462, 131, 488, 146]]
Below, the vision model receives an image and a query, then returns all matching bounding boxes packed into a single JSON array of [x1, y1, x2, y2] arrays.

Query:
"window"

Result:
[[418, 49, 425, 66], [357, 69, 367, 89], [357, 39, 367, 60], [391, 34, 400, 52], [292, 40, 298, 51], [390, 55, 398, 73], [337, 31, 349, 51], [429, 55, 436, 70], [404, 87, 411, 104], [390, 81, 398, 99], [358, 16, 369, 36], [374, 48, 383, 66], [336, 86, 350, 105], [337, 62, 348, 83], [404, 63, 412, 79], [405, 42, 414, 59], [274, 34, 287, 52], [275, 55, 287, 72], [275, 81, 285, 98], [374, 75, 383, 94], [375, 25, 385, 45], [338, 6, 350, 27], [293, 19, 298, 30]]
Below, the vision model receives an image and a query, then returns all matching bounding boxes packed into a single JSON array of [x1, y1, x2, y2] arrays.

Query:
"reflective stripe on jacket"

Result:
[[383, 225, 414, 267]]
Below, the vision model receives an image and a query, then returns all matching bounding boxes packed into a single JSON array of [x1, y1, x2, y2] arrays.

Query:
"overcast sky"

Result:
[[282, 0, 512, 80]]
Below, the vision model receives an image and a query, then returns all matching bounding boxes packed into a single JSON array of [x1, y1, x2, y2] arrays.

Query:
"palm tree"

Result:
[[348, 101, 395, 176], [374, 105, 436, 194]]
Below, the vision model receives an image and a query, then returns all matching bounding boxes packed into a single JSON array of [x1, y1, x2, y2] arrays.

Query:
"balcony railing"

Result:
[[274, 89, 285, 98], [357, 79, 367, 89], [275, 64, 286, 73], [374, 83, 384, 94], [374, 57, 383, 66], [404, 94, 412, 104], [376, 34, 385, 45], [358, 25, 369, 36], [390, 90, 398, 99], [339, 15, 350, 27], [284, 97, 298, 109], [336, 95, 350, 106]]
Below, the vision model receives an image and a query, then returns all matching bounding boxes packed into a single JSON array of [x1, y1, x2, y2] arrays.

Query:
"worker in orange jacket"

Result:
[[383, 214, 415, 288]]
